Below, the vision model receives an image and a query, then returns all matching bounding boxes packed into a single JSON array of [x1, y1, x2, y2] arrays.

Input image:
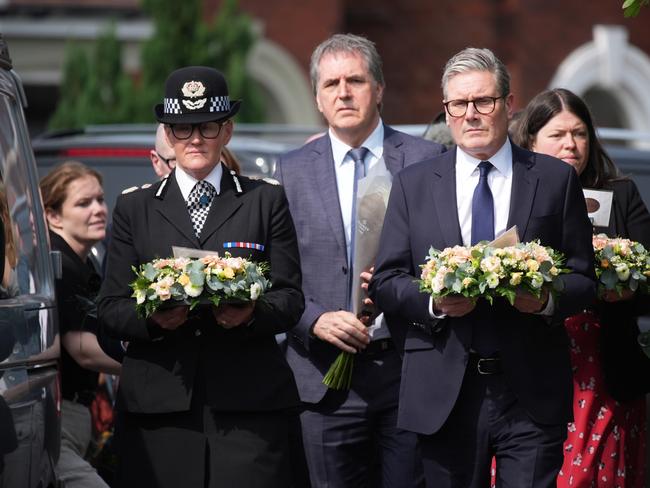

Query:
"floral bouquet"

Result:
[[418, 240, 568, 305], [130, 252, 270, 318], [592, 234, 650, 296]]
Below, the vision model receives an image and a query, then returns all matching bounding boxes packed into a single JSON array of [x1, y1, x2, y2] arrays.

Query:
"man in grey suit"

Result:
[[275, 33, 445, 487]]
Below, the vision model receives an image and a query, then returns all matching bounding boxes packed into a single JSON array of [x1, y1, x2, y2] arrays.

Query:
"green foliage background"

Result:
[[49, 0, 264, 129]]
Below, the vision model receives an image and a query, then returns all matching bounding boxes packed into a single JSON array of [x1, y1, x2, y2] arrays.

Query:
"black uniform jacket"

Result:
[[595, 179, 650, 401], [98, 166, 304, 414]]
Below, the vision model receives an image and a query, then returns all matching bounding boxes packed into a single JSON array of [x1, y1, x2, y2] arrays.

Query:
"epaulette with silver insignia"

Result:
[[155, 175, 170, 199], [230, 170, 243, 194], [122, 182, 155, 194], [262, 177, 280, 186]]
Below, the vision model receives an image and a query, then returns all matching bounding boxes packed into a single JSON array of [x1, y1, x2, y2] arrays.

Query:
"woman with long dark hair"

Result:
[[513, 88, 650, 487]]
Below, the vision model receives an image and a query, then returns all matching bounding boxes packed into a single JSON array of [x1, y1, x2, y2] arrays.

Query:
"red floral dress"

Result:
[[557, 311, 646, 487], [490, 311, 645, 488]]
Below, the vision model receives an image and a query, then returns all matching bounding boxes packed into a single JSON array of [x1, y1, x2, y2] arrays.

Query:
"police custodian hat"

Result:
[[154, 66, 241, 124]]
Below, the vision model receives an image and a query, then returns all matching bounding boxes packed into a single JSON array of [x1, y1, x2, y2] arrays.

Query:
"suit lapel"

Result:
[[153, 174, 198, 247], [382, 125, 405, 176], [199, 166, 243, 247], [506, 144, 538, 239], [313, 136, 347, 252], [431, 150, 463, 248]]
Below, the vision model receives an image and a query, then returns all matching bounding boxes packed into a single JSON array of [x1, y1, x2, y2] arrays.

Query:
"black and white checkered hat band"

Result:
[[209, 96, 230, 113], [163, 98, 182, 114], [163, 96, 230, 114]]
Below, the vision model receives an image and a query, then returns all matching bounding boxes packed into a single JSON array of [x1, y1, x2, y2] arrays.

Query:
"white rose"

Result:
[[250, 282, 262, 301], [530, 272, 544, 289], [485, 272, 499, 289], [184, 283, 203, 297], [431, 273, 445, 294], [615, 264, 630, 282], [135, 289, 146, 305]]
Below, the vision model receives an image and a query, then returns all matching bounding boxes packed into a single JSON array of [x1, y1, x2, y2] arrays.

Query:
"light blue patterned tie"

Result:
[[347, 147, 369, 310]]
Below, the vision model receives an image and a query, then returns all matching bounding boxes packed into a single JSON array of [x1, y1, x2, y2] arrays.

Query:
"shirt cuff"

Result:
[[536, 293, 555, 316], [429, 296, 447, 319]]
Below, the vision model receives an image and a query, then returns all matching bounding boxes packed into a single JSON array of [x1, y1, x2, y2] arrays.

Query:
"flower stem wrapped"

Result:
[[323, 351, 355, 390]]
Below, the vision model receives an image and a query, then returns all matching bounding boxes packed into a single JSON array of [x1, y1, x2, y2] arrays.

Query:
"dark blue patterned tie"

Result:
[[471, 161, 494, 245], [347, 147, 369, 310], [470, 161, 498, 355]]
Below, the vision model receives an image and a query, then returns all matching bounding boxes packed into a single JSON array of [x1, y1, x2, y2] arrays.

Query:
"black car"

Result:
[[0, 34, 61, 488], [31, 124, 304, 219]]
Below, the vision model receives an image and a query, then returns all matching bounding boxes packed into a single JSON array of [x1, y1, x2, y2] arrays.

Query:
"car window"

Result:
[[0, 91, 50, 298]]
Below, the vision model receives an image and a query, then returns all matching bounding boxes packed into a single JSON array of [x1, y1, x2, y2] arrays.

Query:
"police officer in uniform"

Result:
[[98, 66, 304, 488]]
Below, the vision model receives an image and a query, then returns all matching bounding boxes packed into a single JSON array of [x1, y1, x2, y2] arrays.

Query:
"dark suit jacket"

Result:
[[369, 143, 596, 435], [98, 165, 304, 414], [594, 179, 650, 401], [275, 125, 445, 403]]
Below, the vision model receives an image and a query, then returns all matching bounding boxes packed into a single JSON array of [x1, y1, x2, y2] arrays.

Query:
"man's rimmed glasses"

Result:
[[168, 121, 225, 140], [443, 96, 507, 118], [156, 152, 176, 169]]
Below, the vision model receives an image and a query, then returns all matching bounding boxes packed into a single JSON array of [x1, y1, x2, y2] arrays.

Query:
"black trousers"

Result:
[[418, 369, 566, 488], [115, 369, 294, 488]]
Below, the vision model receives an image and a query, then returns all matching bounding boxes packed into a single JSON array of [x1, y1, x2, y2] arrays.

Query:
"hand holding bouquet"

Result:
[[419, 240, 568, 306], [130, 252, 270, 318], [592, 234, 650, 297]]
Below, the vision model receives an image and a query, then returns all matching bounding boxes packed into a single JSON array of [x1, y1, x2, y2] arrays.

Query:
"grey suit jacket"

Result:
[[275, 125, 445, 402]]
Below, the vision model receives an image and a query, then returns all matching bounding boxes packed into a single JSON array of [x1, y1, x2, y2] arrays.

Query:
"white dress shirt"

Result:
[[329, 120, 390, 339], [330, 120, 384, 256], [455, 139, 513, 246], [175, 162, 223, 201]]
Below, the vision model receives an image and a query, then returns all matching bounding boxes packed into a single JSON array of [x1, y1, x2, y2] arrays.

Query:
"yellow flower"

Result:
[[462, 277, 475, 288], [526, 259, 539, 272], [509, 272, 522, 286], [222, 267, 235, 279], [177, 274, 190, 286]]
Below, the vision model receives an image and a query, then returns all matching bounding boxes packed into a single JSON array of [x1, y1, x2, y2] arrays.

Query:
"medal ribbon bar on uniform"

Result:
[[223, 242, 265, 251]]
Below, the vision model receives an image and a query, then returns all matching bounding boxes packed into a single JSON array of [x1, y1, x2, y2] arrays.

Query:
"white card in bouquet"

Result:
[[489, 226, 520, 248], [172, 246, 219, 259], [582, 188, 613, 228], [351, 158, 393, 316]]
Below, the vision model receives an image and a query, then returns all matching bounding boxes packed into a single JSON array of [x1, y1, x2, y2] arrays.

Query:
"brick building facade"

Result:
[[2, 0, 650, 132], [207, 0, 650, 131]]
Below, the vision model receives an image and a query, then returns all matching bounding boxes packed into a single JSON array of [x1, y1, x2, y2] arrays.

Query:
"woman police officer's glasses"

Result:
[[443, 95, 507, 118], [168, 121, 226, 140]]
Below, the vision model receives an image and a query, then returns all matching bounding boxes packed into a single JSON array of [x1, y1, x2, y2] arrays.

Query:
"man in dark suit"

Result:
[[98, 66, 304, 488], [370, 48, 596, 487], [275, 34, 445, 487]]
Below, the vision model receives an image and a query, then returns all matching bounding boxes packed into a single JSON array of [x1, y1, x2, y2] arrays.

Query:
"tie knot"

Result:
[[348, 147, 369, 164], [189, 180, 216, 208], [478, 161, 493, 177]]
